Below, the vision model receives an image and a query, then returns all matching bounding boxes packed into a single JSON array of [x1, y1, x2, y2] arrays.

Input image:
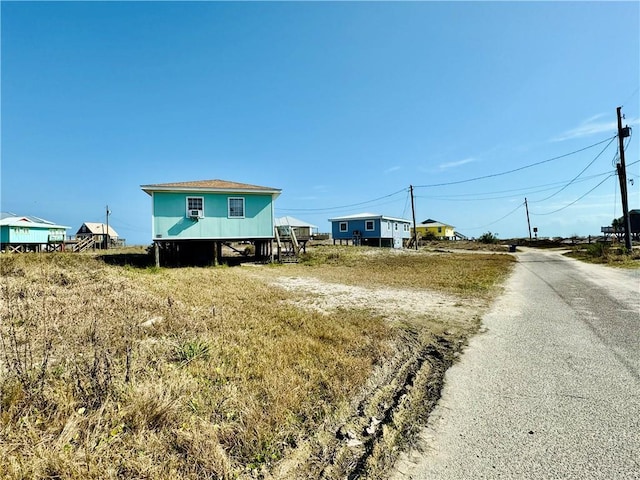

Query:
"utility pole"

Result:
[[616, 107, 632, 251], [410, 185, 418, 250], [105, 205, 111, 250], [525, 198, 532, 241]]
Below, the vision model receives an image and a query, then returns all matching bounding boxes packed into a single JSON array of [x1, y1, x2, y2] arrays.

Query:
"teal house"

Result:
[[141, 179, 281, 265], [0, 212, 69, 252]]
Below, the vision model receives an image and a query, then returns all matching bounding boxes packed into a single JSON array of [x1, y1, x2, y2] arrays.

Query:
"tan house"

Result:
[[76, 222, 121, 249], [413, 219, 456, 240]]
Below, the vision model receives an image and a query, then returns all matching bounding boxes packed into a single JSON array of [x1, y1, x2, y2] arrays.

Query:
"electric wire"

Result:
[[611, 134, 633, 167], [414, 171, 614, 202], [413, 135, 616, 189], [529, 135, 616, 203], [278, 135, 622, 215], [527, 154, 640, 218], [438, 157, 636, 230], [275, 197, 406, 218], [530, 173, 615, 216], [401, 189, 411, 219], [277, 135, 633, 230], [621, 87, 639, 106], [276, 187, 407, 213], [457, 201, 525, 231], [413, 170, 613, 201]]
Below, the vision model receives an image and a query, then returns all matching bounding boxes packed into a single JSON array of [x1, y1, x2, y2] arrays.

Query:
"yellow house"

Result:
[[413, 219, 456, 240]]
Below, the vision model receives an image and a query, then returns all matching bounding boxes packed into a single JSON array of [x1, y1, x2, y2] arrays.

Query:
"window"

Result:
[[187, 197, 203, 211], [404, 224, 409, 232], [438, 227, 442, 233], [339, 222, 348, 232], [394, 223, 398, 230], [186, 197, 204, 217], [228, 197, 245, 218], [365, 220, 375, 231]]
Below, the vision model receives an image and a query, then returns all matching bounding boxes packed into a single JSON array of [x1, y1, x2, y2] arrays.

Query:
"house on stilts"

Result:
[[141, 179, 281, 266], [74, 222, 123, 249], [0, 212, 69, 252], [328, 212, 411, 248]]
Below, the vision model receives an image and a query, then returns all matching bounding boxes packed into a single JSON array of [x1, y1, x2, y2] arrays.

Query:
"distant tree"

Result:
[[478, 231, 499, 244], [611, 217, 625, 241], [611, 217, 623, 230]]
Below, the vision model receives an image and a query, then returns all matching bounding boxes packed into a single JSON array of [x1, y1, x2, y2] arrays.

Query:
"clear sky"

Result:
[[2, 1, 638, 245]]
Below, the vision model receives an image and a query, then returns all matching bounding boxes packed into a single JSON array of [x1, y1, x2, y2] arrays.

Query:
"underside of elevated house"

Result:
[[153, 238, 273, 267]]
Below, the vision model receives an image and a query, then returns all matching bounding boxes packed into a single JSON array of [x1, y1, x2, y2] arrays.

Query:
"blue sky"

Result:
[[2, 1, 638, 245]]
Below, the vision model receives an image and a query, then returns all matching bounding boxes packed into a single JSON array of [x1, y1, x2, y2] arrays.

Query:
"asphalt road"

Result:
[[391, 248, 640, 479]]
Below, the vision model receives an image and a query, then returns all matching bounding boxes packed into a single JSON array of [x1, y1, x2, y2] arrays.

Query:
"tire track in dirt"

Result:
[[259, 274, 489, 479]]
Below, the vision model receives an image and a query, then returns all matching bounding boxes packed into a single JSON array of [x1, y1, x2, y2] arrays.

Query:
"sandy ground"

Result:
[[270, 276, 486, 324]]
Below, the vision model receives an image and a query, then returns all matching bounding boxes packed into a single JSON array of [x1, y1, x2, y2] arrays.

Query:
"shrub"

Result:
[[478, 232, 499, 244], [586, 242, 608, 258], [422, 231, 436, 241]]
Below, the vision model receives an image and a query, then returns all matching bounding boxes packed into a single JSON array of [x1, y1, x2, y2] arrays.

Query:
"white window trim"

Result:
[[365, 220, 375, 231], [339, 221, 348, 232], [228, 197, 245, 218], [186, 196, 204, 217]]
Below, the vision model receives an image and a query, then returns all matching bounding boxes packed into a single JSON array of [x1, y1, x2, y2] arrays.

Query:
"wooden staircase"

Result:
[[71, 236, 95, 252], [275, 225, 300, 263]]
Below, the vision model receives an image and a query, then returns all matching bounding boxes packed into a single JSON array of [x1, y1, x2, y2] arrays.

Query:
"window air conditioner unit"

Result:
[[188, 209, 203, 219]]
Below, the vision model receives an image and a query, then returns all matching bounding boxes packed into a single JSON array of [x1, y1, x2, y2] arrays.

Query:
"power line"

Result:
[[621, 86, 639, 107], [401, 189, 411, 219], [275, 135, 632, 220], [414, 170, 614, 202], [457, 201, 525, 231], [530, 174, 615, 216], [276, 187, 407, 213], [529, 135, 616, 203], [610, 134, 633, 167], [413, 135, 616, 189]]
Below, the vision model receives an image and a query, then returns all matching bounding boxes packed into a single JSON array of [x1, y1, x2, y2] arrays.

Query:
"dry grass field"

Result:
[[0, 245, 515, 479], [564, 242, 640, 268]]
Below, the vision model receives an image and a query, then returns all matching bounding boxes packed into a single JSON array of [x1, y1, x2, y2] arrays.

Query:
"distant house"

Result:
[[0, 212, 69, 252], [328, 213, 411, 248], [602, 210, 640, 241], [413, 219, 456, 240], [141, 179, 281, 266], [275, 216, 318, 240], [76, 222, 121, 249]]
